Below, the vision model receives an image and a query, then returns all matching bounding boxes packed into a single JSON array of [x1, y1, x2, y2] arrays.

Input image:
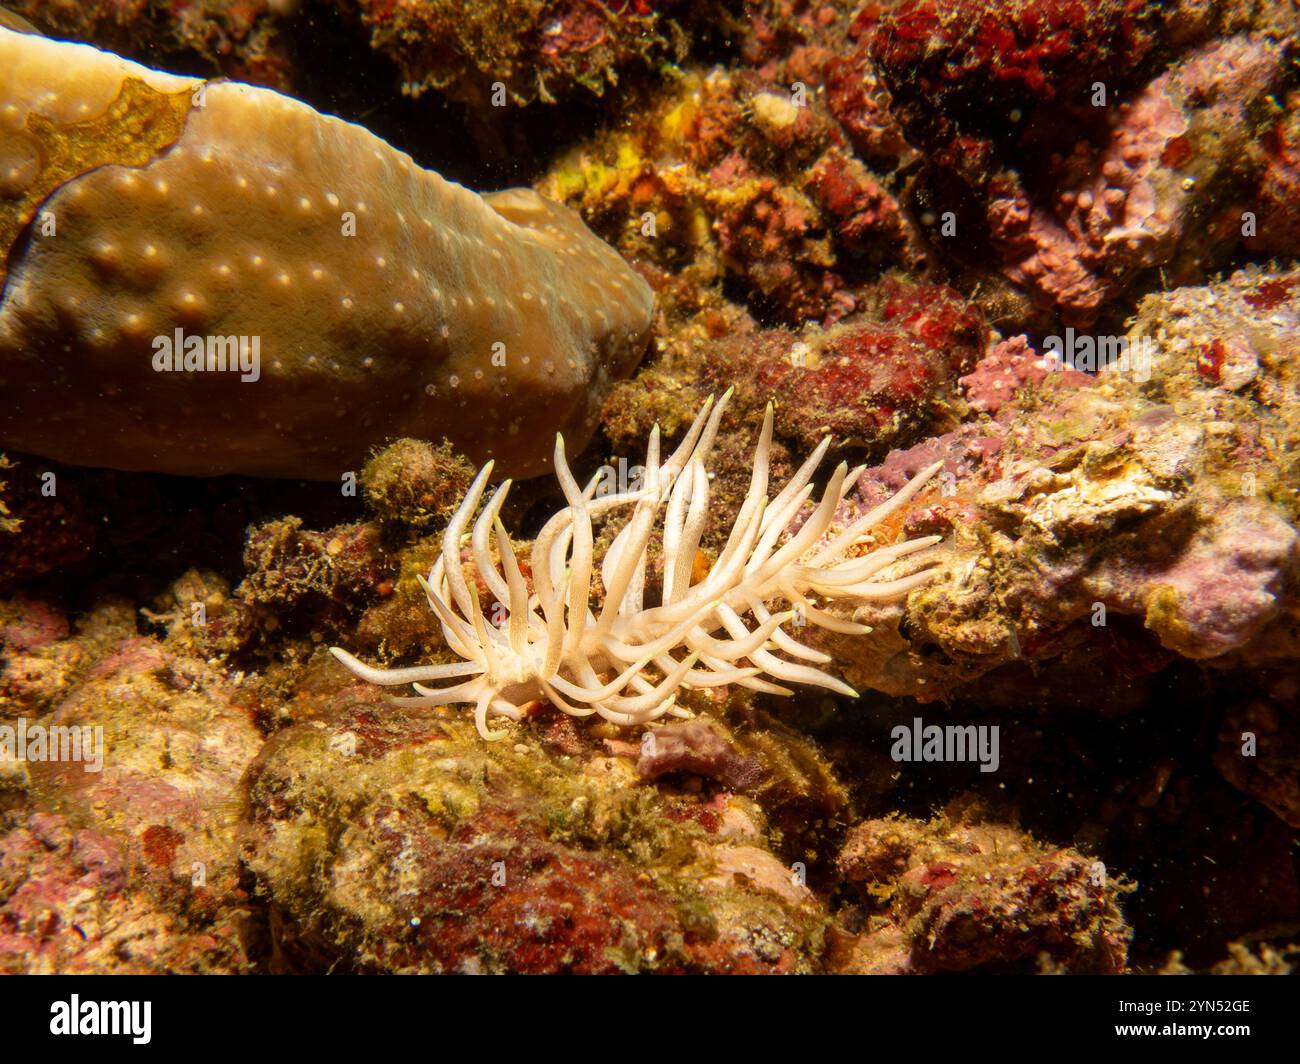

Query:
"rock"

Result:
[[241, 697, 828, 973], [831, 808, 1132, 974]]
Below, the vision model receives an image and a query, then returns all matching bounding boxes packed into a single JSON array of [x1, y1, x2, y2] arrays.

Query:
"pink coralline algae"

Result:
[[986, 35, 1284, 324], [817, 265, 1300, 705], [33, 637, 263, 910], [0, 813, 247, 974], [1143, 500, 1299, 659], [0, 596, 67, 656], [959, 334, 1091, 414]]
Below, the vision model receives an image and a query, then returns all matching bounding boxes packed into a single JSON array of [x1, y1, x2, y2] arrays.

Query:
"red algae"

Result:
[[1244, 278, 1295, 311]]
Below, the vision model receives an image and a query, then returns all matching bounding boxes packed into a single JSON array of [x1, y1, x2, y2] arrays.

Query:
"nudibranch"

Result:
[[0, 25, 653, 479], [332, 393, 946, 739]]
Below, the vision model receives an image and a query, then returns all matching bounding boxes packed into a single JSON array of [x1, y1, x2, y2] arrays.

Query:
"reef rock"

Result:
[[986, 34, 1284, 324], [831, 808, 1132, 974], [241, 693, 828, 973], [817, 266, 1300, 704]]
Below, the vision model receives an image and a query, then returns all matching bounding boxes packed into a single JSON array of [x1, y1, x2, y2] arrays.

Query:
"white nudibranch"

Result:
[[331, 391, 945, 739]]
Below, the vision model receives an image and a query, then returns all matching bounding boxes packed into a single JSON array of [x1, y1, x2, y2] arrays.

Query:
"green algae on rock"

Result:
[[359, 437, 476, 533], [0, 27, 653, 480], [349, 0, 696, 107], [241, 695, 828, 974]]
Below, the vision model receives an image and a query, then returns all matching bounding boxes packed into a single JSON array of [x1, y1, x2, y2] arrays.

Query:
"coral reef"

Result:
[[723, 0, 1300, 331], [241, 693, 829, 973], [819, 265, 1300, 703], [1, 0, 1297, 980], [863, 0, 1164, 120], [1246, 88, 1300, 256], [0, 812, 249, 973], [601, 277, 987, 463], [360, 438, 477, 534], [831, 805, 1132, 974], [985, 34, 1285, 324], [0, 601, 257, 973], [539, 65, 929, 326]]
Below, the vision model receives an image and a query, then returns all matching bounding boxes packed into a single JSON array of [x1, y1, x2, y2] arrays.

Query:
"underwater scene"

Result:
[[0, 0, 1298, 986]]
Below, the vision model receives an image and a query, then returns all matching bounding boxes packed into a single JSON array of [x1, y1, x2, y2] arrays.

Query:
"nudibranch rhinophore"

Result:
[[0, 26, 653, 479]]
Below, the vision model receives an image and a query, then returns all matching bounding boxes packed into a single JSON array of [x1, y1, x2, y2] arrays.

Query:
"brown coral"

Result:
[[0, 28, 653, 480]]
